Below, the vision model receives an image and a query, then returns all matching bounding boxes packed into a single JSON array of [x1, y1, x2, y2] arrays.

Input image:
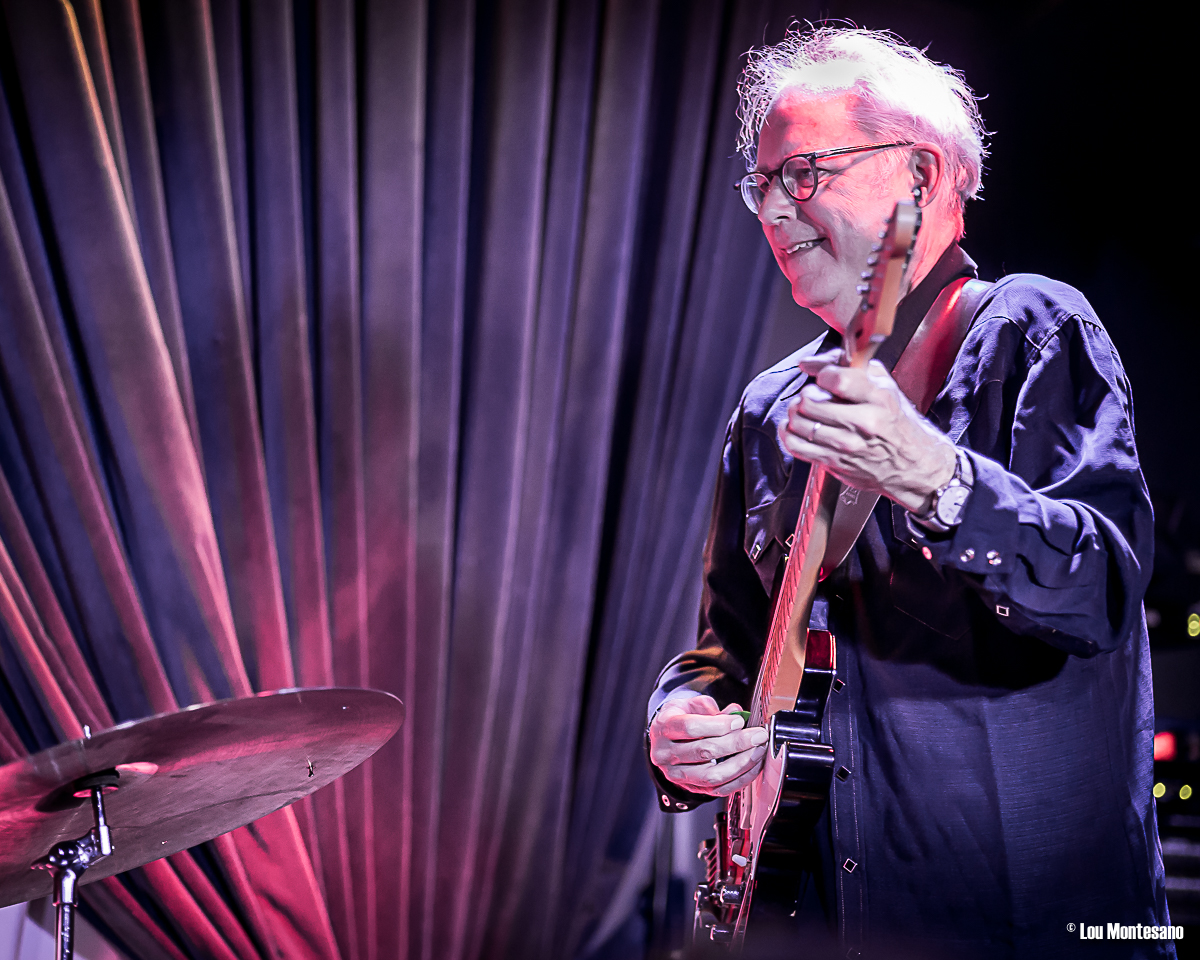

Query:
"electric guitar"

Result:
[[694, 199, 921, 949]]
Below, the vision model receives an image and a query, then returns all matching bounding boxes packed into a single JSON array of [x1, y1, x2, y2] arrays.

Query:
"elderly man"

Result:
[[647, 26, 1172, 959]]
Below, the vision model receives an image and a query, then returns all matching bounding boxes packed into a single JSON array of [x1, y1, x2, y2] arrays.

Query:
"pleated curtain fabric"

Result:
[[0, 0, 793, 957]]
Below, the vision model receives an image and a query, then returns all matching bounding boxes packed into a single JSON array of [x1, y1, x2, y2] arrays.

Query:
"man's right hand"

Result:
[[648, 695, 769, 797]]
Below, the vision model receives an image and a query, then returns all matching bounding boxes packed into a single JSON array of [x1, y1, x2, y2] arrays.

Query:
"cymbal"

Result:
[[0, 687, 403, 908]]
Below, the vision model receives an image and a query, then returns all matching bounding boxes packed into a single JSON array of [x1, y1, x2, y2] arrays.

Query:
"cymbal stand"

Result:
[[34, 728, 116, 960]]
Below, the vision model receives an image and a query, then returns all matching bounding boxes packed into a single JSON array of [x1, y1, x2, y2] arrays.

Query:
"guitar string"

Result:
[[750, 464, 826, 727]]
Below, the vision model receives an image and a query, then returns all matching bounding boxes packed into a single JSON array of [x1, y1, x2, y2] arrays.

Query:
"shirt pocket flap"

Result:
[[744, 495, 801, 597]]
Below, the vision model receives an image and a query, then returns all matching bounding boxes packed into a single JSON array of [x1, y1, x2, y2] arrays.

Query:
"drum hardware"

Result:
[[31, 728, 117, 960]]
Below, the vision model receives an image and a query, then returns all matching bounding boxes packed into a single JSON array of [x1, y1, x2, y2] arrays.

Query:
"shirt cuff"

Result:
[[907, 449, 1078, 574], [906, 450, 1012, 571], [646, 690, 714, 813]]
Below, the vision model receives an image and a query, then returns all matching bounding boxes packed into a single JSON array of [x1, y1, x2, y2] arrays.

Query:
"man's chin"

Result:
[[789, 276, 834, 313], [790, 277, 850, 332]]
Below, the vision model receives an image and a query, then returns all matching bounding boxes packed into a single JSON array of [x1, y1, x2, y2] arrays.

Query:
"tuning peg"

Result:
[[856, 284, 869, 294], [860, 270, 872, 279], [870, 242, 882, 253], [866, 255, 878, 266], [878, 229, 887, 239]]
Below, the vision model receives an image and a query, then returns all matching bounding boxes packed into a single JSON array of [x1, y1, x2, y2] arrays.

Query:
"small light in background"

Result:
[[1153, 783, 1167, 799], [1154, 731, 1177, 761], [1146, 608, 1161, 628], [1188, 613, 1200, 638], [1181, 785, 1194, 801]]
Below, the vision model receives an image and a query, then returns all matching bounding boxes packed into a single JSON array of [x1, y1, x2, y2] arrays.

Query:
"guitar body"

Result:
[[694, 487, 840, 947], [736, 634, 839, 932], [694, 201, 920, 949]]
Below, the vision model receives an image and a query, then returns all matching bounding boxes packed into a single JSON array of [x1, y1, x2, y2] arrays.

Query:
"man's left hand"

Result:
[[781, 350, 956, 514]]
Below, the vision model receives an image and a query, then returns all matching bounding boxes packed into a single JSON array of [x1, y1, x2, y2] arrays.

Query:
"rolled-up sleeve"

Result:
[[912, 290, 1153, 658]]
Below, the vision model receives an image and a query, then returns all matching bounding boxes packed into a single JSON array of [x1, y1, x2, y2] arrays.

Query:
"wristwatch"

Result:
[[910, 447, 974, 534]]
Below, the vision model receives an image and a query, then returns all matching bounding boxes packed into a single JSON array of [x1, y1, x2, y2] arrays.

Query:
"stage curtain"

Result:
[[0, 0, 790, 956]]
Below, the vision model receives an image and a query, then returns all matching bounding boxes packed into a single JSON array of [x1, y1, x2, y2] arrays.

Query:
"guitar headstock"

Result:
[[842, 200, 921, 369]]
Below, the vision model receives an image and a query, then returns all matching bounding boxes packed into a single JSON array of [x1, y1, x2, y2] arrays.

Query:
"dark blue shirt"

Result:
[[650, 257, 1173, 958]]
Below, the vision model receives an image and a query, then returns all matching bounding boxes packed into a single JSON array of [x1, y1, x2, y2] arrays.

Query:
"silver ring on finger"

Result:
[[810, 421, 821, 442]]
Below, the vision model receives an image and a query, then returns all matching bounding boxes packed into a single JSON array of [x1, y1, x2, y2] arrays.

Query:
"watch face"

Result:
[[936, 485, 971, 526]]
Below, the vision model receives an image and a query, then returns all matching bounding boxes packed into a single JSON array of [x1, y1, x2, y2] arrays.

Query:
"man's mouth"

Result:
[[783, 238, 824, 255]]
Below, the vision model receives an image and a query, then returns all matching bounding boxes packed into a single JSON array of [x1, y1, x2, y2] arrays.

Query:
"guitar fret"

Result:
[[755, 448, 831, 713], [754, 426, 841, 716]]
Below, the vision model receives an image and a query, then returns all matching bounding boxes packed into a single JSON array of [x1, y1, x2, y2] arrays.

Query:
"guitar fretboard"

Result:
[[749, 461, 831, 727]]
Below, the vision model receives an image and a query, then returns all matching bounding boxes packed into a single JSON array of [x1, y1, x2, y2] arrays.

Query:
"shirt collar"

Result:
[[875, 242, 978, 372]]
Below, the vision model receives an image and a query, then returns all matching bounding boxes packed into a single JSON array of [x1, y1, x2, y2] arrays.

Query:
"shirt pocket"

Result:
[[743, 498, 796, 597], [740, 424, 806, 596]]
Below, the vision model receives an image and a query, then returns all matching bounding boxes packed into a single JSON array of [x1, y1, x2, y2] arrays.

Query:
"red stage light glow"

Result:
[[1154, 731, 1177, 762]]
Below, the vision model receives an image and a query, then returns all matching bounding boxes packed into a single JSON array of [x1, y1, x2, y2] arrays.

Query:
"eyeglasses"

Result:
[[735, 141, 914, 213]]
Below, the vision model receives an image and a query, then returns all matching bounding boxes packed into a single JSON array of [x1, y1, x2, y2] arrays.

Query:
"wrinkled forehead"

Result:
[[757, 85, 864, 168]]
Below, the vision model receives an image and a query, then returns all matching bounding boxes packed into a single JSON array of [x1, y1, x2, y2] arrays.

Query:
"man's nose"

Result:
[[757, 175, 795, 224]]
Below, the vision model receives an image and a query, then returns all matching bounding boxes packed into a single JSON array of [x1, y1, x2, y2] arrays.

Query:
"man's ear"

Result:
[[909, 145, 945, 207]]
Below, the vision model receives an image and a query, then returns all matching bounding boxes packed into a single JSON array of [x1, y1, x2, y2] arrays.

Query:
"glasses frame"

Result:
[[735, 140, 915, 212]]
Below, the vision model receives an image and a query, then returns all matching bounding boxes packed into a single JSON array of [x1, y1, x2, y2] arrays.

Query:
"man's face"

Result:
[[756, 89, 913, 332]]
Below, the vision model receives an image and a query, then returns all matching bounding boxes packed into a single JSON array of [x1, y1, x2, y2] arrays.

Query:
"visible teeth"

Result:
[[787, 239, 821, 253]]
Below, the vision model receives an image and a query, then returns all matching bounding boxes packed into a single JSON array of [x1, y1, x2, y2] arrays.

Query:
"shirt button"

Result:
[[832, 678, 845, 692], [987, 550, 1002, 566], [921, 546, 932, 560], [750, 542, 763, 561], [675, 802, 688, 810], [842, 858, 858, 873], [960, 548, 975, 562], [835, 765, 851, 781], [661, 794, 670, 806]]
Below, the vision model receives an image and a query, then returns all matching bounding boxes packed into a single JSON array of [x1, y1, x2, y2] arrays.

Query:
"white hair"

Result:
[[736, 25, 989, 212]]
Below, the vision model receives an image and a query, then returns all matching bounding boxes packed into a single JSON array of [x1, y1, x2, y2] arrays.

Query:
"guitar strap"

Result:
[[819, 277, 992, 577]]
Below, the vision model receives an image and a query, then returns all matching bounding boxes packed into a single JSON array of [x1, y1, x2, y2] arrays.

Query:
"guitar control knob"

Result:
[[709, 925, 734, 943], [716, 882, 744, 905]]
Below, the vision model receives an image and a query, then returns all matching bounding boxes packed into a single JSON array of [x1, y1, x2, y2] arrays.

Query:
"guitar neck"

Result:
[[749, 200, 919, 726], [749, 462, 837, 726]]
